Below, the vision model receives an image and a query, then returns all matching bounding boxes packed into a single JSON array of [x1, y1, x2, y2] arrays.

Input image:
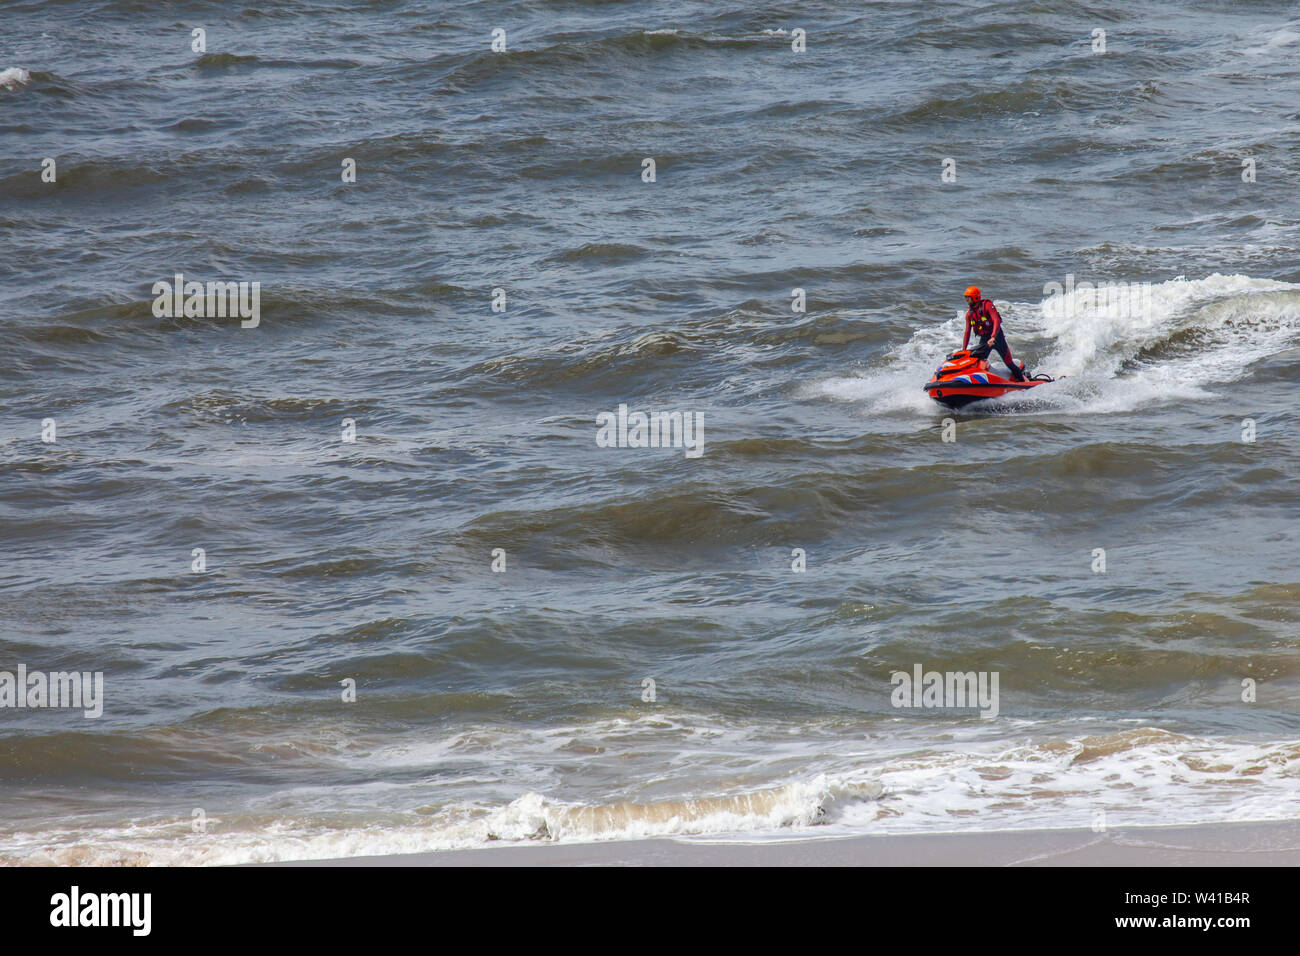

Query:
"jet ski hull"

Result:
[[923, 350, 1052, 409]]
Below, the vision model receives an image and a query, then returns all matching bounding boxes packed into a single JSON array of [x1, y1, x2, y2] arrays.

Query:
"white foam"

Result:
[[1, 774, 884, 866], [0, 67, 31, 90], [1236, 23, 1300, 58], [5, 717, 1299, 865], [470, 774, 880, 843], [839, 729, 1300, 836]]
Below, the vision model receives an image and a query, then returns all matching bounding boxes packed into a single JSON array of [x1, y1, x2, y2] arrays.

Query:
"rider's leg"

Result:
[[993, 330, 1025, 381]]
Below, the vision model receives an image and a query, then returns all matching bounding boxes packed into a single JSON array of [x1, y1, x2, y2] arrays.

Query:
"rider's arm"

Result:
[[961, 315, 971, 349]]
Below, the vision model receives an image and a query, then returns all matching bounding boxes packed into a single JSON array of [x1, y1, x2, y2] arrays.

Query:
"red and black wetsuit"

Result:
[[962, 298, 1022, 379]]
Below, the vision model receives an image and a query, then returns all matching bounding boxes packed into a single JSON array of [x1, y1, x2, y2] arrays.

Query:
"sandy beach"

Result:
[[286, 819, 1300, 867]]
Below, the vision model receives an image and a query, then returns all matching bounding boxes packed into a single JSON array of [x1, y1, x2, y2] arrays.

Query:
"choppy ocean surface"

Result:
[[1, 0, 1298, 864]]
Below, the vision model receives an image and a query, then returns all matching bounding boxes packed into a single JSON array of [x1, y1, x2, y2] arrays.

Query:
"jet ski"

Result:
[[923, 349, 1054, 409]]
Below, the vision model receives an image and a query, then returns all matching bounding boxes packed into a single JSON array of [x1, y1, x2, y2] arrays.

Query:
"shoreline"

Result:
[[282, 818, 1300, 867]]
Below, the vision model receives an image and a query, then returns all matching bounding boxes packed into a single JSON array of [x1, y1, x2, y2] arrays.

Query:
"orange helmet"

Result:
[[964, 285, 981, 299]]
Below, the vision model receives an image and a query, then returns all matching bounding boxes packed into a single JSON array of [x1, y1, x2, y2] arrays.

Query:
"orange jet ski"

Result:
[[924, 349, 1054, 409]]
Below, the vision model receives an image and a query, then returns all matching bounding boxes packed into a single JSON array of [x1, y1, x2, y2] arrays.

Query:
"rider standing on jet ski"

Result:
[[961, 285, 1026, 382]]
